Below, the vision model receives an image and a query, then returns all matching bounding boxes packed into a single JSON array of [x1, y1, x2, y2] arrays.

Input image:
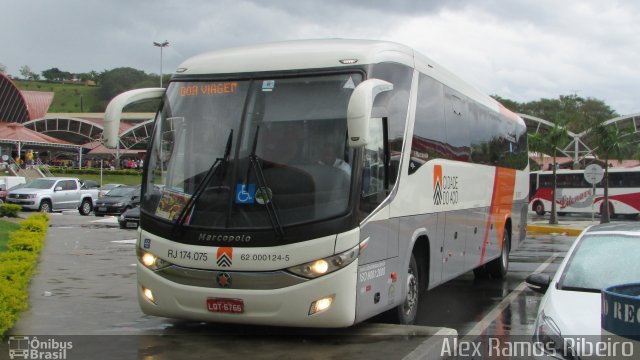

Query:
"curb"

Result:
[[527, 224, 584, 236]]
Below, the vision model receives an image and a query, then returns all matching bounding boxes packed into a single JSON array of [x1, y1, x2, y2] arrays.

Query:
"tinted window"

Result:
[[410, 74, 447, 173]]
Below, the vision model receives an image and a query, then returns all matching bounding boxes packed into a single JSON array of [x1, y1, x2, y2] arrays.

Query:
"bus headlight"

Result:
[[287, 244, 358, 279], [136, 248, 172, 271]]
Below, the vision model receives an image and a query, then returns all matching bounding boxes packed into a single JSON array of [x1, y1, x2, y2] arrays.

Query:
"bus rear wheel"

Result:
[[533, 201, 545, 216], [599, 202, 614, 218], [487, 229, 510, 279], [389, 253, 419, 325]]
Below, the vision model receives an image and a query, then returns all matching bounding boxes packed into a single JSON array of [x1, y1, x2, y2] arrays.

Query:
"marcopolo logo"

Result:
[[433, 165, 459, 206], [8, 336, 73, 360]]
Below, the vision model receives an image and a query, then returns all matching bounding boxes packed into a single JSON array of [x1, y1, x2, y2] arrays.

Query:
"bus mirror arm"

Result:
[[346, 79, 393, 148], [104, 88, 165, 148]]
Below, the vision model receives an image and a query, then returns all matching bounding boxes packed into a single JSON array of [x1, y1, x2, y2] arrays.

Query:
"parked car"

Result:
[[99, 183, 124, 198], [93, 186, 141, 216], [118, 206, 140, 229], [526, 223, 640, 357], [6, 177, 99, 215], [0, 183, 26, 204]]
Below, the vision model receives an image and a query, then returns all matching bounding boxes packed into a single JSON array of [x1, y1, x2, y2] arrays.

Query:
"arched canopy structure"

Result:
[[24, 117, 104, 145], [118, 119, 154, 150]]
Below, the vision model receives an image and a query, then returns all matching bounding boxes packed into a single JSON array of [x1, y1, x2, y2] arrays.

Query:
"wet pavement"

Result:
[[4, 211, 600, 359]]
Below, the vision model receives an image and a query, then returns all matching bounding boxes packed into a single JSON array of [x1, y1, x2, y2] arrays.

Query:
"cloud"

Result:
[[2, 0, 638, 114]]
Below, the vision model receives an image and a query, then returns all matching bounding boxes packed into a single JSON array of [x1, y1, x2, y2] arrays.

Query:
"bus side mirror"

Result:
[[347, 79, 393, 148], [104, 88, 165, 148]]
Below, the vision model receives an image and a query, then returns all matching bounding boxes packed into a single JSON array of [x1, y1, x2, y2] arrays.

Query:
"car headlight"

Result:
[[26, 194, 37, 199], [114, 202, 124, 207], [534, 311, 579, 359], [287, 244, 358, 279], [136, 248, 172, 271]]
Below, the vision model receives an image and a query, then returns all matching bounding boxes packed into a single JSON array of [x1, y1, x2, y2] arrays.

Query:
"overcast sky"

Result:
[[2, 0, 639, 114]]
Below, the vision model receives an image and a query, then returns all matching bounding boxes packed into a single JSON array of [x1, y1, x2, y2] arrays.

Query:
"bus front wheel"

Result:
[[389, 253, 419, 325], [533, 201, 545, 216]]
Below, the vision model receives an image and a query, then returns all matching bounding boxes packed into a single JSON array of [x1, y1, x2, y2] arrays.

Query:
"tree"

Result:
[[19, 65, 34, 80], [528, 121, 569, 224], [42, 67, 65, 81], [493, 94, 618, 133], [592, 124, 627, 223]]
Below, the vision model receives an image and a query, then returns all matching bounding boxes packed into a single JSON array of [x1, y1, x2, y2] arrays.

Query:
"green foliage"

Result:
[[50, 167, 142, 176], [0, 220, 21, 251], [493, 94, 618, 133], [0, 204, 22, 218], [0, 213, 49, 335]]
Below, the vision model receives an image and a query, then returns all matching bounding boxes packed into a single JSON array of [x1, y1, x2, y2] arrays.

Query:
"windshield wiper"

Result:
[[173, 130, 233, 232], [247, 125, 285, 239]]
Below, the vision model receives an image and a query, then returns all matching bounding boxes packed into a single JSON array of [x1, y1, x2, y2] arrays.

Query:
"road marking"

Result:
[[462, 253, 560, 341], [111, 239, 137, 244], [91, 217, 118, 224]]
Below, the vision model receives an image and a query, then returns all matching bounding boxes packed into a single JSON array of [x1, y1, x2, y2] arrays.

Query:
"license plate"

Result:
[[207, 298, 244, 314], [126, 222, 138, 228], [98, 207, 107, 212]]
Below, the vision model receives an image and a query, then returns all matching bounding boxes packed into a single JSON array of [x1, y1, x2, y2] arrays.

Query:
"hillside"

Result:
[[14, 80, 105, 112]]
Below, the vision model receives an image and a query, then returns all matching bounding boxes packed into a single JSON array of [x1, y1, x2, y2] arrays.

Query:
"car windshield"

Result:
[[559, 234, 640, 292], [106, 187, 135, 197], [24, 179, 56, 189], [142, 73, 361, 230]]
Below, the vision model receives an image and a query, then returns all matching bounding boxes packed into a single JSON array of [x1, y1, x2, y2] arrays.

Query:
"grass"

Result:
[[75, 174, 142, 187], [13, 80, 104, 112], [0, 220, 21, 252]]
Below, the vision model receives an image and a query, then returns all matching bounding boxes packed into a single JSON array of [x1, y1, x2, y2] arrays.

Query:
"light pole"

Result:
[[153, 40, 169, 88]]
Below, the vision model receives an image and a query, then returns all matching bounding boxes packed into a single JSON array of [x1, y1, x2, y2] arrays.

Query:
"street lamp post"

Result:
[[153, 40, 169, 88]]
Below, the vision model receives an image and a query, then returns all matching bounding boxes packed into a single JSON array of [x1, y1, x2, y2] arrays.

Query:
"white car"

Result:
[[526, 223, 640, 358]]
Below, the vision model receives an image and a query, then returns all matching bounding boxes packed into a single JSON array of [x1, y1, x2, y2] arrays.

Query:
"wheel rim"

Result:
[[82, 202, 91, 213], [403, 268, 418, 316], [501, 239, 508, 269], [41, 203, 50, 212]]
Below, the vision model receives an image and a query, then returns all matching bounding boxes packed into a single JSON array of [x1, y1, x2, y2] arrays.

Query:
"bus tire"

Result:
[[599, 202, 614, 218], [533, 201, 545, 216], [389, 253, 420, 325], [488, 229, 510, 279]]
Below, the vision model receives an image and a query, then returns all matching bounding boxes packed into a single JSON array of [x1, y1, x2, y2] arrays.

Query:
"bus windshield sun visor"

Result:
[[173, 129, 234, 233]]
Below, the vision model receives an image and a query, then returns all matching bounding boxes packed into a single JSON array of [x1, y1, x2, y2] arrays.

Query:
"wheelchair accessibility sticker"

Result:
[[235, 184, 256, 204]]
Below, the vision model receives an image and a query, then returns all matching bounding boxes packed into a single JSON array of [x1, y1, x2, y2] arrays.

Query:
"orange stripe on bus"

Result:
[[480, 168, 516, 264]]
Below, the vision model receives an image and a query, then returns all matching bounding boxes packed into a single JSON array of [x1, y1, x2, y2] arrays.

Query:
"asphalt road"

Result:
[[4, 211, 578, 359]]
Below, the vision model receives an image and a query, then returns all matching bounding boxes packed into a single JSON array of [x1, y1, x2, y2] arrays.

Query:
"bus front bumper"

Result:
[[137, 259, 358, 328]]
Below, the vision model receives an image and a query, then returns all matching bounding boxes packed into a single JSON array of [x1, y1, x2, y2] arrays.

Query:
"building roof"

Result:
[[21, 90, 54, 120], [0, 73, 54, 123]]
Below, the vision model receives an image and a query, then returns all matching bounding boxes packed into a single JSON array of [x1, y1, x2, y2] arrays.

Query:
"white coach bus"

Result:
[[104, 39, 529, 327]]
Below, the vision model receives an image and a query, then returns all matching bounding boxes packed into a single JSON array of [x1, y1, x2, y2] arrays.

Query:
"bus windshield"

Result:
[[142, 73, 362, 230]]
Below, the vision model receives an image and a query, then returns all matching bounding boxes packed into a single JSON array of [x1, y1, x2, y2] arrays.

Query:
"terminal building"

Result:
[[0, 73, 152, 174]]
